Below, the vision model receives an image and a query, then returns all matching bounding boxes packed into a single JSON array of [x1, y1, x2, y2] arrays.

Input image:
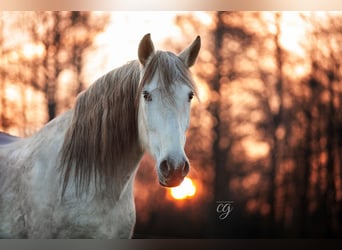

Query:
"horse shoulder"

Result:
[[0, 111, 73, 238]]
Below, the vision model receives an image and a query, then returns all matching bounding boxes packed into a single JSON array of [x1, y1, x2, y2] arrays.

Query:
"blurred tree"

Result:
[[207, 12, 255, 237], [0, 12, 109, 135], [255, 12, 289, 234], [23, 11, 109, 121], [301, 13, 342, 237], [0, 13, 10, 131], [173, 12, 259, 237]]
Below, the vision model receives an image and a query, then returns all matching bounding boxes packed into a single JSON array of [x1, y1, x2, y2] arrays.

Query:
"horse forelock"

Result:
[[138, 51, 197, 102]]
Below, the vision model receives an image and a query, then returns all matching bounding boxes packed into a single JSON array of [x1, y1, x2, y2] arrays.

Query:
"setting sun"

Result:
[[170, 177, 197, 200]]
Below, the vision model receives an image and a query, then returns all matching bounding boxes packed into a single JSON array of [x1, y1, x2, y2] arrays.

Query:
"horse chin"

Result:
[[159, 178, 184, 188]]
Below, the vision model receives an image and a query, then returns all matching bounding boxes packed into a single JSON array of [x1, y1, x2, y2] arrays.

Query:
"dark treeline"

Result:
[[135, 12, 342, 238]]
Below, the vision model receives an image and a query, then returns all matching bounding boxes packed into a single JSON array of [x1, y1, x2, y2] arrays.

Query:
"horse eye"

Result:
[[143, 91, 152, 101], [188, 92, 194, 102]]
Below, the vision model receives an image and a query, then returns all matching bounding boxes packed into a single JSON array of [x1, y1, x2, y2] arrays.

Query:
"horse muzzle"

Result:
[[157, 157, 190, 187]]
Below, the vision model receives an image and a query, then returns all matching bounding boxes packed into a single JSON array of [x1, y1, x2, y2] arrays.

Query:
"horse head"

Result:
[[137, 34, 201, 187]]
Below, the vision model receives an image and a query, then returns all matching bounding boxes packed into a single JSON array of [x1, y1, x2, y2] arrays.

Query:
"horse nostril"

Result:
[[160, 160, 170, 178], [182, 161, 190, 177], [160, 159, 189, 180]]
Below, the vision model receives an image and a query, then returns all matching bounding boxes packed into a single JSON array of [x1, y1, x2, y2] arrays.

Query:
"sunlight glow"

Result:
[[5, 85, 20, 101], [22, 43, 44, 58], [242, 138, 270, 160], [193, 12, 213, 26], [278, 13, 307, 57], [170, 177, 196, 200], [85, 12, 183, 85]]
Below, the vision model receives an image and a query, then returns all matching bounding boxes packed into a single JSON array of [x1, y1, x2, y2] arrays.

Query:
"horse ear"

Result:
[[138, 33, 155, 66], [179, 36, 201, 68]]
